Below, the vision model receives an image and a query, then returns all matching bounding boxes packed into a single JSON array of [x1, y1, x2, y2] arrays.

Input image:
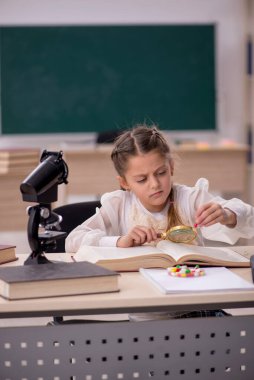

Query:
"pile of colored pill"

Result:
[[167, 264, 205, 277]]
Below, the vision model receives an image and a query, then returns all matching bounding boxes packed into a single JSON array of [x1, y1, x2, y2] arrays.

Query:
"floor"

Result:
[[0, 230, 254, 327]]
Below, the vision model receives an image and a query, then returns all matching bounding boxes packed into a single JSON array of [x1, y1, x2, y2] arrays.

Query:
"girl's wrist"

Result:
[[116, 236, 133, 248], [223, 208, 237, 228], [116, 236, 124, 247]]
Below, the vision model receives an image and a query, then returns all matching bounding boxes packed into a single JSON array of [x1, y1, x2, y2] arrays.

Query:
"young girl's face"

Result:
[[118, 150, 173, 213]]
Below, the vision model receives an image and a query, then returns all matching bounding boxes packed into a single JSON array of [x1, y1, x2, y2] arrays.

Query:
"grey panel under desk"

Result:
[[1, 316, 254, 379]]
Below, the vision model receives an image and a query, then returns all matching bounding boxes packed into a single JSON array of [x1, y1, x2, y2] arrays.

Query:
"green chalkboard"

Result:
[[0, 25, 216, 134]]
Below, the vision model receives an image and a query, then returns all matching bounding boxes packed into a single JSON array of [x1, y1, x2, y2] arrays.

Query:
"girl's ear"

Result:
[[117, 175, 130, 190]]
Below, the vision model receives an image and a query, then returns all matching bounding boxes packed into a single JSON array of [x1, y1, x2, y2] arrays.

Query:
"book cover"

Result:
[[0, 244, 17, 265], [0, 261, 119, 300], [140, 267, 254, 294]]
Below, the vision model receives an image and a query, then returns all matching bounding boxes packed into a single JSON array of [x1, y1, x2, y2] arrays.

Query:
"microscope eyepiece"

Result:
[[20, 150, 68, 203]]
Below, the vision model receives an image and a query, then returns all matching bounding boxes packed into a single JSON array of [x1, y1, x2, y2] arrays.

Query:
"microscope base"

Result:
[[24, 252, 52, 265]]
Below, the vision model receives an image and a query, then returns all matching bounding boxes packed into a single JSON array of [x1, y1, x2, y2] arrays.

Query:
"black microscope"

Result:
[[20, 150, 68, 265]]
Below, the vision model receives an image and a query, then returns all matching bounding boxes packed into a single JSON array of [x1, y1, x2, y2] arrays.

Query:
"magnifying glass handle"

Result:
[[157, 232, 166, 239]]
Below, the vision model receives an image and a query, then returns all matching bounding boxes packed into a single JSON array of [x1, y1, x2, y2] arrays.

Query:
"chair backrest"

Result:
[[52, 200, 101, 252]]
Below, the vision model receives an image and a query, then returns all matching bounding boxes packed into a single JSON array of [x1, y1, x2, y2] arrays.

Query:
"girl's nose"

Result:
[[150, 176, 160, 188]]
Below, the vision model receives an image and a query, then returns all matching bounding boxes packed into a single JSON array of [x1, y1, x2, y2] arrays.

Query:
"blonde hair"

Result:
[[111, 123, 183, 230]]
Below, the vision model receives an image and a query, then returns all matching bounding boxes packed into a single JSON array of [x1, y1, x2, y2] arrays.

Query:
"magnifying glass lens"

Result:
[[161, 225, 197, 243]]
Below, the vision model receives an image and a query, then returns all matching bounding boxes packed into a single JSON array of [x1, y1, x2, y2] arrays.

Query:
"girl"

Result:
[[66, 124, 254, 319], [66, 124, 254, 252]]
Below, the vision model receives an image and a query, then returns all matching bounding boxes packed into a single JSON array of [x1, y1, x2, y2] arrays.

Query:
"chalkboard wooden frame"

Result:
[[0, 24, 216, 134]]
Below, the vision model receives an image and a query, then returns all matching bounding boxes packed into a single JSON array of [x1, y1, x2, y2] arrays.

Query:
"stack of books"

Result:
[[0, 148, 40, 231], [0, 244, 17, 265], [0, 148, 40, 175]]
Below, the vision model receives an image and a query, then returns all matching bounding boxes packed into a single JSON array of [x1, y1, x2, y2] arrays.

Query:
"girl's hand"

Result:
[[116, 225, 158, 248], [195, 202, 237, 228]]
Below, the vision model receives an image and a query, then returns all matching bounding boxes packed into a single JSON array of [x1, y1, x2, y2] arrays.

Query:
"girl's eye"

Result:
[[157, 170, 166, 176], [137, 178, 146, 183]]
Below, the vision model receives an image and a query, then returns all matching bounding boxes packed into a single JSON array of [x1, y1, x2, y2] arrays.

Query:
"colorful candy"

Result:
[[167, 265, 205, 278]]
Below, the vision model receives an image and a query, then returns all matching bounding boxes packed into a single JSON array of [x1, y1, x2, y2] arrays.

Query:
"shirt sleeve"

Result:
[[177, 178, 254, 245], [65, 190, 125, 252]]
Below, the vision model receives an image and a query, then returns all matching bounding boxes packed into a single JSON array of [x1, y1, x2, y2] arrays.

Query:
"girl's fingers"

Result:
[[130, 226, 158, 245], [195, 203, 212, 219], [130, 230, 145, 245], [144, 227, 157, 242], [201, 214, 223, 227], [196, 203, 226, 226]]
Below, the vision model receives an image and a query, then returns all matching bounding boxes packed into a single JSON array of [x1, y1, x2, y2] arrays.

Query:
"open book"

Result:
[[73, 240, 253, 272]]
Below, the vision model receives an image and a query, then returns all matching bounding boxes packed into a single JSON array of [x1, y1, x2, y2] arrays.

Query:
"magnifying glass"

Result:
[[159, 225, 197, 243]]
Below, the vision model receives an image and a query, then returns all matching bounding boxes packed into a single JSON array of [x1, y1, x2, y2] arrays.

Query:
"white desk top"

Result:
[[0, 253, 254, 318]]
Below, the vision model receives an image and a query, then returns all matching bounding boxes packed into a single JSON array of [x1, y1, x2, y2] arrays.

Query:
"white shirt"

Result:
[[65, 178, 254, 252]]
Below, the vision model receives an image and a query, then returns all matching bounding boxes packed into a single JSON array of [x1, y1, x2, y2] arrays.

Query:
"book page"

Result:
[[229, 246, 254, 260], [140, 267, 254, 294], [74, 245, 162, 263], [156, 240, 250, 264]]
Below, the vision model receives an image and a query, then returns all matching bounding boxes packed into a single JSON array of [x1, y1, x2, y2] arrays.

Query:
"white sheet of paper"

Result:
[[140, 267, 254, 294]]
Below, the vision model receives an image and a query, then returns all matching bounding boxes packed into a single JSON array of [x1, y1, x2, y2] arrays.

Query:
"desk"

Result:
[[0, 254, 254, 319], [1, 254, 254, 379], [62, 144, 248, 203]]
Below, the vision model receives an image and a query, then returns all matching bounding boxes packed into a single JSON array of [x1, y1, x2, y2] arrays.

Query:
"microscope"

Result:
[[20, 150, 69, 265]]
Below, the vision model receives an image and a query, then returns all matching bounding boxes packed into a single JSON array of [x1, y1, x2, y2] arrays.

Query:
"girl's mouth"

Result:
[[150, 191, 163, 198]]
